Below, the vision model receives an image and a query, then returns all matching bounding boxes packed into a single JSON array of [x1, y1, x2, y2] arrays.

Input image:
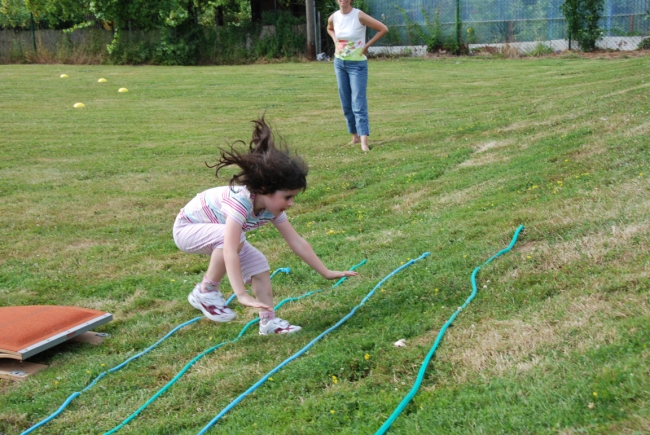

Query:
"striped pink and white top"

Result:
[[178, 185, 287, 231]]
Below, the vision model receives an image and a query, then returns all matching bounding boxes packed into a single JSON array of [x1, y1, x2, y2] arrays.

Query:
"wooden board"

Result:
[[0, 306, 112, 360], [0, 359, 48, 381], [70, 331, 111, 345]]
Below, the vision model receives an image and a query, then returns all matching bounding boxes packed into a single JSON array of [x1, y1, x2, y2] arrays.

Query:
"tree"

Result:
[[1, 0, 85, 29], [561, 0, 604, 51], [1, 0, 30, 28]]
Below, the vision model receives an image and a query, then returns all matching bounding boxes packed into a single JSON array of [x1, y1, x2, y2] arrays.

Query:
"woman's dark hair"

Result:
[[207, 117, 308, 195]]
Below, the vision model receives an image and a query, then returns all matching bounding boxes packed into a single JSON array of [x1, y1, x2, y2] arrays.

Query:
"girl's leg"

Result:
[[205, 248, 227, 282], [252, 270, 301, 334], [238, 241, 272, 309], [187, 246, 242, 323], [173, 218, 246, 293], [239, 243, 300, 335], [250, 271, 274, 316], [201, 242, 244, 293], [334, 58, 357, 138]]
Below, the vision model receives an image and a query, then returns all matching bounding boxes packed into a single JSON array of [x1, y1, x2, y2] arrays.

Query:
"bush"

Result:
[[153, 24, 204, 66], [529, 42, 554, 57], [199, 25, 255, 65], [639, 38, 650, 50], [108, 31, 156, 64], [443, 35, 468, 55], [561, 0, 604, 52], [2, 21, 307, 65], [254, 11, 305, 59], [398, 7, 467, 54]]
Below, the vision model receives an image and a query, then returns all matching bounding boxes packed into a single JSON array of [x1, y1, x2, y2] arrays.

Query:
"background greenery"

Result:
[[0, 0, 316, 64], [1, 56, 649, 434], [4, 0, 648, 65]]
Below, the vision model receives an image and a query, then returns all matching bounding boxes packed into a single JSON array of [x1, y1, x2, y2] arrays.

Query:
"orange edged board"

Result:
[[0, 306, 112, 360]]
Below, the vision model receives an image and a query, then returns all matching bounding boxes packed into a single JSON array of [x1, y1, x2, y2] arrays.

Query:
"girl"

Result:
[[327, 0, 388, 152], [173, 118, 358, 335]]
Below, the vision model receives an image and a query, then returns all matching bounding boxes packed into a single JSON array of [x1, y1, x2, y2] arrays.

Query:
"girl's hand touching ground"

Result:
[[237, 294, 273, 311], [323, 270, 359, 280]]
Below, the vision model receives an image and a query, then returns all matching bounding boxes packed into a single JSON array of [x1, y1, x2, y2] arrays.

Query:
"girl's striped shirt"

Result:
[[178, 185, 287, 231]]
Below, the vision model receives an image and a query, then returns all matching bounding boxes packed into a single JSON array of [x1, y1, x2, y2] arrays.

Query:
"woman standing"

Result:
[[327, 0, 388, 152]]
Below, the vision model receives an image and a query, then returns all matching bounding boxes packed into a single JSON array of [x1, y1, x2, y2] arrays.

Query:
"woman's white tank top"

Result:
[[333, 8, 367, 60]]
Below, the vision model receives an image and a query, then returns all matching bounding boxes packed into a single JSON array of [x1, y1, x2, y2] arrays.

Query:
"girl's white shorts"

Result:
[[173, 215, 269, 284]]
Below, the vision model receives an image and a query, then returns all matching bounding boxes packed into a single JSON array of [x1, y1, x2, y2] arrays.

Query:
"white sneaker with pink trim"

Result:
[[259, 317, 302, 335], [188, 284, 236, 322]]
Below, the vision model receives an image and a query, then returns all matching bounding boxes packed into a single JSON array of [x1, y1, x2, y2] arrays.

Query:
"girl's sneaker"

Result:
[[188, 284, 236, 322], [259, 317, 302, 335]]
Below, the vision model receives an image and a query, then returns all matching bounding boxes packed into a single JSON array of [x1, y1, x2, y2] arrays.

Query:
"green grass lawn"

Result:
[[0, 56, 649, 435]]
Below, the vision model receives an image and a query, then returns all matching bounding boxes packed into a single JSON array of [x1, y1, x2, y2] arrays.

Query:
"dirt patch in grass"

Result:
[[494, 115, 566, 135], [371, 229, 405, 247], [519, 222, 649, 271], [429, 292, 649, 385], [391, 188, 431, 212], [577, 49, 650, 59], [0, 409, 29, 432], [475, 140, 511, 153], [625, 120, 650, 138], [458, 152, 509, 168], [601, 82, 650, 99], [187, 348, 244, 380], [559, 412, 650, 434], [433, 180, 493, 207]]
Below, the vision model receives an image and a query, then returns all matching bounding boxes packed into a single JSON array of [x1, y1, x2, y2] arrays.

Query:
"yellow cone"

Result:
[[60, 74, 69, 78], [118, 88, 128, 93], [73, 103, 85, 108], [98, 78, 107, 83]]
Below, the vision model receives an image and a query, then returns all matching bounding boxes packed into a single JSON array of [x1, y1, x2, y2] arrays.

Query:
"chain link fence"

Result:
[[368, 0, 650, 55], [0, 29, 114, 63], [2, 1, 649, 61], [0, 24, 307, 64]]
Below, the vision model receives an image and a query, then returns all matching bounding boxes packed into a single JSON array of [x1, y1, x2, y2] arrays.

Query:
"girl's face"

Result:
[[263, 189, 301, 215]]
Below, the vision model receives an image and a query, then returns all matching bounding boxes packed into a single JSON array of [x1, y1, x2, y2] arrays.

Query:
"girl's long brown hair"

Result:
[[207, 117, 308, 195]]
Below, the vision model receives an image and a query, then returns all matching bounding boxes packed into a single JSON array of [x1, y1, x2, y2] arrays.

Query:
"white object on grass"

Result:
[[393, 339, 407, 348]]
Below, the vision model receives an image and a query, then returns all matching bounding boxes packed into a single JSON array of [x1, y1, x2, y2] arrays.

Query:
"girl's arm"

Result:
[[223, 217, 273, 310], [274, 219, 359, 280], [359, 12, 389, 55]]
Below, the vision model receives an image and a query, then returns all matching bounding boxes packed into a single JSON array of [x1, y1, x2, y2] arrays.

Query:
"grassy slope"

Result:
[[0, 57, 648, 435]]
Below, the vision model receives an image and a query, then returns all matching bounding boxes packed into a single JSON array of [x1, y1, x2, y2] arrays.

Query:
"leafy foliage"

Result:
[[560, 0, 605, 52], [638, 37, 650, 50], [529, 42, 554, 56], [490, 20, 522, 43], [255, 10, 306, 59], [1, 0, 87, 29], [0, 0, 32, 28], [398, 6, 467, 55], [1, 0, 309, 64]]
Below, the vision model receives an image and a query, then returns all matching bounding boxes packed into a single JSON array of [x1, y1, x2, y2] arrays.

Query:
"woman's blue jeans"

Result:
[[334, 58, 370, 137]]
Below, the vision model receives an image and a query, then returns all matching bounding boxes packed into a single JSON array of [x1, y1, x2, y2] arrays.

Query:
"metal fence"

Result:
[[0, 25, 307, 64], [0, 29, 114, 62], [368, 0, 650, 53]]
